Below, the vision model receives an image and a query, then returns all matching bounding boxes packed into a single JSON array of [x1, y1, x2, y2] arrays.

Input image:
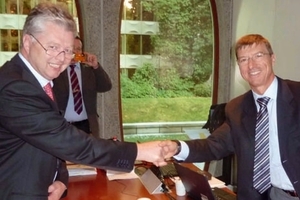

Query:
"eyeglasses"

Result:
[[237, 52, 271, 66], [30, 34, 74, 59]]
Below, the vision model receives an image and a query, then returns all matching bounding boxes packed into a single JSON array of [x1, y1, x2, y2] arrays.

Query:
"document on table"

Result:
[[67, 164, 97, 176], [106, 169, 139, 181], [209, 177, 226, 188]]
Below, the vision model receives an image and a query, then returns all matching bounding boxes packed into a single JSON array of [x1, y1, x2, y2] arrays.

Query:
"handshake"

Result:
[[136, 140, 181, 166]]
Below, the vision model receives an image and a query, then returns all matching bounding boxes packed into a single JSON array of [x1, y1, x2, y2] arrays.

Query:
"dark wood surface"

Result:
[[64, 163, 235, 200]]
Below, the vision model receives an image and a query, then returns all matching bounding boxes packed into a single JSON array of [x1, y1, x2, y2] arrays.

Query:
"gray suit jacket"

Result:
[[185, 77, 300, 200], [53, 63, 112, 137], [0, 54, 135, 199]]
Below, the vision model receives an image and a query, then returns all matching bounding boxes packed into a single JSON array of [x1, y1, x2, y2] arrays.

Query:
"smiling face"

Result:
[[21, 21, 74, 81], [237, 43, 276, 95]]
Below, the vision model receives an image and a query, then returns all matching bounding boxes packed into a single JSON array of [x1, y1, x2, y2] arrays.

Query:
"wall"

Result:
[[231, 0, 300, 98], [76, 0, 123, 139]]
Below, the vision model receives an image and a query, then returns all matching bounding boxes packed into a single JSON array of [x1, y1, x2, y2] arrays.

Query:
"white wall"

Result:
[[231, 0, 300, 98]]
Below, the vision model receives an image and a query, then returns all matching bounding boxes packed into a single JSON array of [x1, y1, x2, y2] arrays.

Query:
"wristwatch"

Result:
[[171, 140, 181, 155]]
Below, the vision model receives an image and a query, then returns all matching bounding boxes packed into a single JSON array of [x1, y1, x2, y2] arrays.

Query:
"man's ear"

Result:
[[22, 34, 32, 53]]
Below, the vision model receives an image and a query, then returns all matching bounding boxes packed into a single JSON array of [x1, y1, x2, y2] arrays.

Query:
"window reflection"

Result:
[[142, 35, 153, 54], [22, 0, 32, 14], [126, 35, 141, 54], [0, 29, 19, 51], [123, 0, 154, 21], [9, 1, 18, 14], [141, 1, 154, 21]]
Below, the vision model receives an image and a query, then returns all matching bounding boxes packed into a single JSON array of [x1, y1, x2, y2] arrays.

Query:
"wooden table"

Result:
[[64, 164, 235, 200]]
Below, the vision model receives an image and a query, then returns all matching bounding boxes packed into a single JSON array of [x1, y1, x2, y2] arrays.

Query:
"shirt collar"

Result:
[[18, 53, 52, 87], [252, 77, 278, 101]]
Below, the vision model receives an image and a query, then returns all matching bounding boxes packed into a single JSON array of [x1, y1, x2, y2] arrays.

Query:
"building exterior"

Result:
[[0, 0, 157, 71]]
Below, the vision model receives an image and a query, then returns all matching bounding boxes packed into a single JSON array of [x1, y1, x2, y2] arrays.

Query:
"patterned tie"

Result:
[[43, 82, 54, 101], [70, 64, 83, 114], [253, 97, 271, 194]]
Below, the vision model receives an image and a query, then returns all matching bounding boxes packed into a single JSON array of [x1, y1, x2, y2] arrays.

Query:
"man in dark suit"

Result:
[[166, 34, 300, 199], [53, 36, 112, 137], [0, 3, 170, 200]]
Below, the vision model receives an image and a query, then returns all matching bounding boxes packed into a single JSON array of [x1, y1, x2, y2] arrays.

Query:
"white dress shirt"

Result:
[[64, 62, 88, 122]]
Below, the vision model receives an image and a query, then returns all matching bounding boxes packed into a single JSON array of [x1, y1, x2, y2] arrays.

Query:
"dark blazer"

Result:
[[0, 55, 136, 200], [185, 77, 300, 200], [52, 62, 112, 137]]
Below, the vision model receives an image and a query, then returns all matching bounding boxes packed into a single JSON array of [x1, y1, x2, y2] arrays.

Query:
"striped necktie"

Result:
[[253, 97, 271, 194], [69, 64, 83, 114], [43, 82, 54, 101]]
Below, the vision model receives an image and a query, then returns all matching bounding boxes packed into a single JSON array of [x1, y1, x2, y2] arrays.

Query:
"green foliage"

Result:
[[122, 97, 212, 123], [155, 67, 194, 97], [194, 81, 212, 97], [121, 73, 157, 98], [142, 0, 213, 84], [132, 63, 158, 85], [122, 63, 197, 98], [121, 0, 214, 124]]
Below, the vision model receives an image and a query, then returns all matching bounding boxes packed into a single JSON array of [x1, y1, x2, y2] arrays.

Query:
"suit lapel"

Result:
[[80, 63, 87, 91], [239, 91, 257, 165], [11, 55, 42, 92], [14, 55, 58, 106], [276, 78, 297, 149], [61, 70, 70, 94], [241, 91, 257, 140]]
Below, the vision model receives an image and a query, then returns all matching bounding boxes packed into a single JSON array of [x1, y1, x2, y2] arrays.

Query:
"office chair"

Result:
[[202, 103, 233, 185]]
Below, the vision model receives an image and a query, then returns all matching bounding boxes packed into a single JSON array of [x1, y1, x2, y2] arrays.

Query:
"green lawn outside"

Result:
[[124, 133, 191, 143], [121, 97, 212, 123]]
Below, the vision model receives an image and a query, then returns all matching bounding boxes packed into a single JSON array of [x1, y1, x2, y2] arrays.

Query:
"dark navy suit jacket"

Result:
[[185, 77, 300, 200]]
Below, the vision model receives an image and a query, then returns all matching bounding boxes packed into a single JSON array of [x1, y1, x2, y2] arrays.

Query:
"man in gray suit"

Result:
[[166, 34, 300, 200], [53, 36, 112, 137]]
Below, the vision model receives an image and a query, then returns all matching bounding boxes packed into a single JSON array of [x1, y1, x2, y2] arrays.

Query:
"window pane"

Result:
[[6, 0, 18, 14], [124, 0, 141, 20], [1, 29, 19, 52], [21, 0, 32, 15], [141, 35, 153, 55], [141, 1, 154, 21], [126, 35, 141, 54], [121, 0, 214, 136]]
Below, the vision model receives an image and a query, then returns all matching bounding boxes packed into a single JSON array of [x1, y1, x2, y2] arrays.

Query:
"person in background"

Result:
[[164, 34, 300, 200], [53, 36, 112, 137], [0, 3, 171, 200]]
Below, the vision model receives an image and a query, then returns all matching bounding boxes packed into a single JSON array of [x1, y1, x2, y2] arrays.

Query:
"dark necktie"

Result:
[[70, 65, 83, 114], [253, 97, 271, 193], [43, 82, 54, 101]]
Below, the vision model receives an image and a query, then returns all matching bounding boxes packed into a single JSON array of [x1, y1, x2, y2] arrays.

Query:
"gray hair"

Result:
[[22, 2, 77, 45]]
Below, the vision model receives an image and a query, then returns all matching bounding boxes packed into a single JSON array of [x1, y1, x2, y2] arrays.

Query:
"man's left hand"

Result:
[[48, 181, 66, 200]]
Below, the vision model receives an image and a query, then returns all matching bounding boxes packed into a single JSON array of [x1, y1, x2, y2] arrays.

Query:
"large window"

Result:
[[121, 0, 214, 140]]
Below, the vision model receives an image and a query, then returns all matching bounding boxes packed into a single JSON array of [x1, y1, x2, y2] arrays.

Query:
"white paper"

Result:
[[106, 169, 139, 181], [67, 164, 97, 176], [208, 177, 226, 188]]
